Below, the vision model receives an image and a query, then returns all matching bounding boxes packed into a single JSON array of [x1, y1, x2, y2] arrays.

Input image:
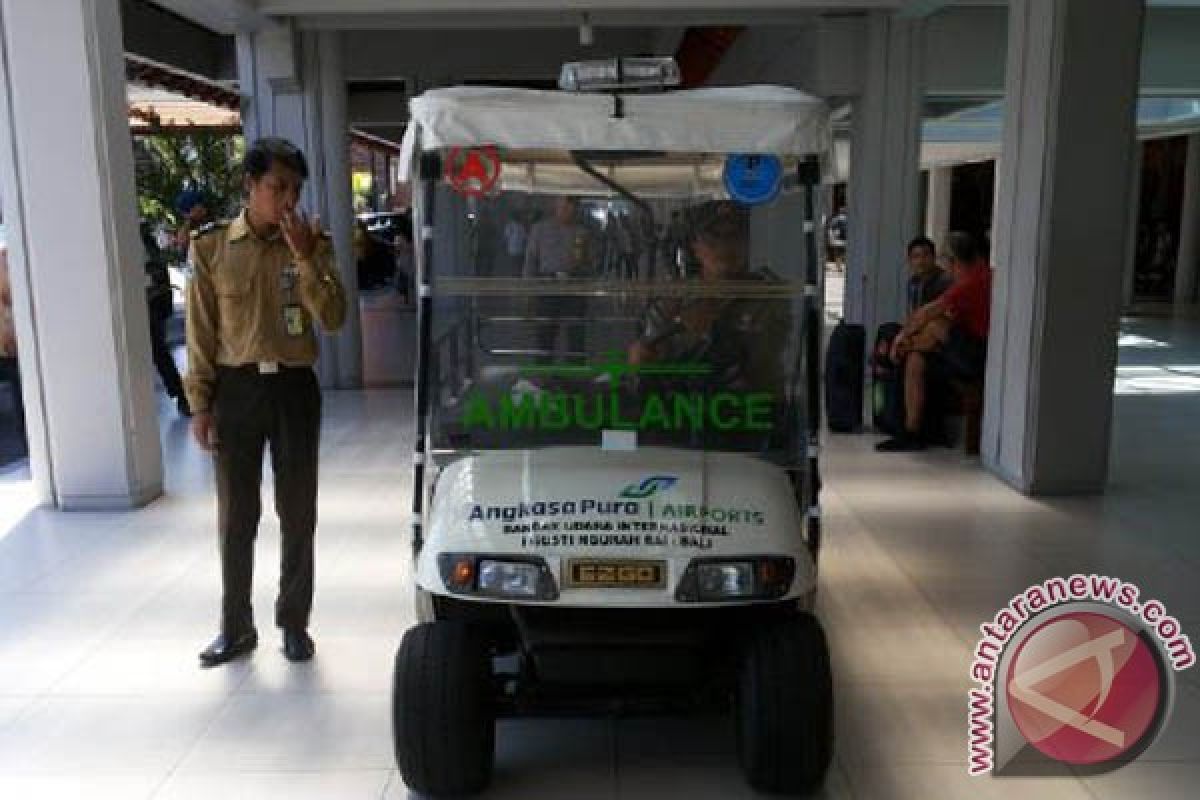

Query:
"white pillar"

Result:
[[1174, 133, 1200, 307], [1122, 142, 1144, 310], [313, 32, 362, 388], [984, 0, 1144, 494], [236, 23, 363, 388], [845, 12, 925, 337], [924, 165, 953, 246], [0, 0, 162, 508]]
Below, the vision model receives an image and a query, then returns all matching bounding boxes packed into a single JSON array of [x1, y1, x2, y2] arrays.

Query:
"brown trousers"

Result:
[[213, 365, 321, 635]]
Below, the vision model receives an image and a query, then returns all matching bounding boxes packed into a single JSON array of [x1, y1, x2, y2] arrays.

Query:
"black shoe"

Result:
[[198, 629, 257, 668], [283, 628, 315, 662], [876, 433, 927, 452], [924, 428, 954, 448]]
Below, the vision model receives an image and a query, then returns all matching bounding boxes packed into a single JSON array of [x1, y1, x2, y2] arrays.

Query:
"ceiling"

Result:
[[149, 0, 1200, 36]]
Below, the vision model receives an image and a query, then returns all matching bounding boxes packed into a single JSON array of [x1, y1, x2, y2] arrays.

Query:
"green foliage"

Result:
[[133, 130, 244, 236]]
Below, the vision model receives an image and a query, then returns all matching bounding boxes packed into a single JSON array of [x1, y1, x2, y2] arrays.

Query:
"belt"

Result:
[[220, 362, 311, 375]]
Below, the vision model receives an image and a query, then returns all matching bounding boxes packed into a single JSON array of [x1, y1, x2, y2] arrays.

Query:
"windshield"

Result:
[[422, 148, 819, 468]]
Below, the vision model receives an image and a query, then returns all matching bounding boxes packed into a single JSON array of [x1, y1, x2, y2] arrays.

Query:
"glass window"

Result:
[[424, 149, 817, 468]]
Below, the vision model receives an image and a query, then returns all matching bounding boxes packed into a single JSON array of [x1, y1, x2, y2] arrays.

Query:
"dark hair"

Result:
[[692, 203, 750, 270], [946, 231, 984, 264], [242, 137, 309, 182], [907, 236, 936, 258], [694, 202, 749, 247]]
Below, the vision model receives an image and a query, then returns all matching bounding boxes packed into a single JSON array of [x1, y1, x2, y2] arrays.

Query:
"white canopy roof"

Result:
[[399, 86, 830, 179]]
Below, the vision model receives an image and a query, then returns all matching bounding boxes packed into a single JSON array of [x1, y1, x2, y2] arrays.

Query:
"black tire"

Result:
[[737, 613, 834, 795], [393, 621, 494, 796]]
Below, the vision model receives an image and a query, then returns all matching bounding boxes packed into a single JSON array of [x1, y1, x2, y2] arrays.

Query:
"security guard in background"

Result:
[[185, 138, 347, 667]]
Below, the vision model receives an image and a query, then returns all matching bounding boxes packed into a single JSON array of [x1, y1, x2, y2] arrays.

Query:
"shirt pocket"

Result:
[[214, 263, 253, 296], [213, 265, 255, 331]]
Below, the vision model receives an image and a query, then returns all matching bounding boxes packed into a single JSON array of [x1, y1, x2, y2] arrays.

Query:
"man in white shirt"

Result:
[[503, 216, 527, 274], [523, 197, 590, 363]]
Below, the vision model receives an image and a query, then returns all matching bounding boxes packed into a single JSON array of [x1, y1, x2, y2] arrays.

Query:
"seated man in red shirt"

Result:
[[877, 231, 992, 452]]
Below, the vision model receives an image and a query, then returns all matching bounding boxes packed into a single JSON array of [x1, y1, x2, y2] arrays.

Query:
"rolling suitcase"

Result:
[[825, 321, 865, 433]]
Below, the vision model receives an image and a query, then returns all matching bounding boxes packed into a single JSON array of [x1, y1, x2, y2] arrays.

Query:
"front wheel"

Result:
[[393, 621, 494, 796], [737, 613, 834, 794]]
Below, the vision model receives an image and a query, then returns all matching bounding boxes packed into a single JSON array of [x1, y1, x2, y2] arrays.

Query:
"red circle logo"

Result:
[[1006, 611, 1163, 765], [446, 146, 501, 197]]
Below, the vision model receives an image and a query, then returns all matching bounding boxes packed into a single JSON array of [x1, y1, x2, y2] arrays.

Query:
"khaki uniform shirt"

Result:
[[184, 210, 347, 413]]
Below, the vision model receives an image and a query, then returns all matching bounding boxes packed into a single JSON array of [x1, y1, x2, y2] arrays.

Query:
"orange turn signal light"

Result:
[[451, 558, 475, 588]]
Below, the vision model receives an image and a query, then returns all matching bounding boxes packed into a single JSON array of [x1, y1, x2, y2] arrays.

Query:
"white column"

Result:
[[0, 0, 162, 508], [1174, 133, 1200, 307], [984, 0, 1144, 494], [845, 12, 925, 337], [235, 23, 363, 388], [313, 32, 362, 388], [924, 165, 953, 246], [1122, 143, 1144, 309]]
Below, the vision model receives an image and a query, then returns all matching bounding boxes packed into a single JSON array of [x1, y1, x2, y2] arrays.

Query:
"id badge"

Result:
[[283, 304, 305, 336]]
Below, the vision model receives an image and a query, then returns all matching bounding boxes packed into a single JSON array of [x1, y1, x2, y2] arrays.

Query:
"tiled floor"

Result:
[[0, 315, 1197, 799]]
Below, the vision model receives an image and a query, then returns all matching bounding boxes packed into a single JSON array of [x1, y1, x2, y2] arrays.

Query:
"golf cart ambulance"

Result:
[[394, 58, 832, 796]]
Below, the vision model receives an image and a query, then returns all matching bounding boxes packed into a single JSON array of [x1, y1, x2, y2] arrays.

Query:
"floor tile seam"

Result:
[[170, 759, 397, 775], [0, 535, 155, 588], [820, 483, 965, 634], [843, 767, 1099, 796], [161, 766, 394, 775], [0, 559, 67, 592], [38, 683, 256, 697], [34, 574, 203, 695], [835, 757, 972, 768], [830, 756, 861, 800], [30, 633, 128, 697], [0, 767, 180, 777], [831, 678, 973, 689], [1067, 765, 1121, 800], [0, 693, 44, 738], [1107, 755, 1200, 764], [1101, 505, 1200, 568], [146, 688, 248, 798], [14, 568, 195, 597], [831, 482, 1017, 660]]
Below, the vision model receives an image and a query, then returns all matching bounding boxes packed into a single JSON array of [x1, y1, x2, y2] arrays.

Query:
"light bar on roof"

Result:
[[559, 57, 682, 92]]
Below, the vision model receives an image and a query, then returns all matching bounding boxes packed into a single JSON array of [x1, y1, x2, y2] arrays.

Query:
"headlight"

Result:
[[478, 560, 541, 599], [697, 563, 754, 598], [676, 557, 795, 602], [437, 554, 559, 601]]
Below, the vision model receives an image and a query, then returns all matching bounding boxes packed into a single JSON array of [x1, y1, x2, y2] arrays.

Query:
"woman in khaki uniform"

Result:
[[185, 138, 346, 667]]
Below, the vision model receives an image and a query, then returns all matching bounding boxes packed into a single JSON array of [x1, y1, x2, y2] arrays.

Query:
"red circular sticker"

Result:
[[445, 146, 501, 197], [1006, 611, 1163, 765]]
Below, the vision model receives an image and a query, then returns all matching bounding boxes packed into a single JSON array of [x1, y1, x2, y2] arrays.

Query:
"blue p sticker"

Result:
[[724, 154, 784, 207]]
